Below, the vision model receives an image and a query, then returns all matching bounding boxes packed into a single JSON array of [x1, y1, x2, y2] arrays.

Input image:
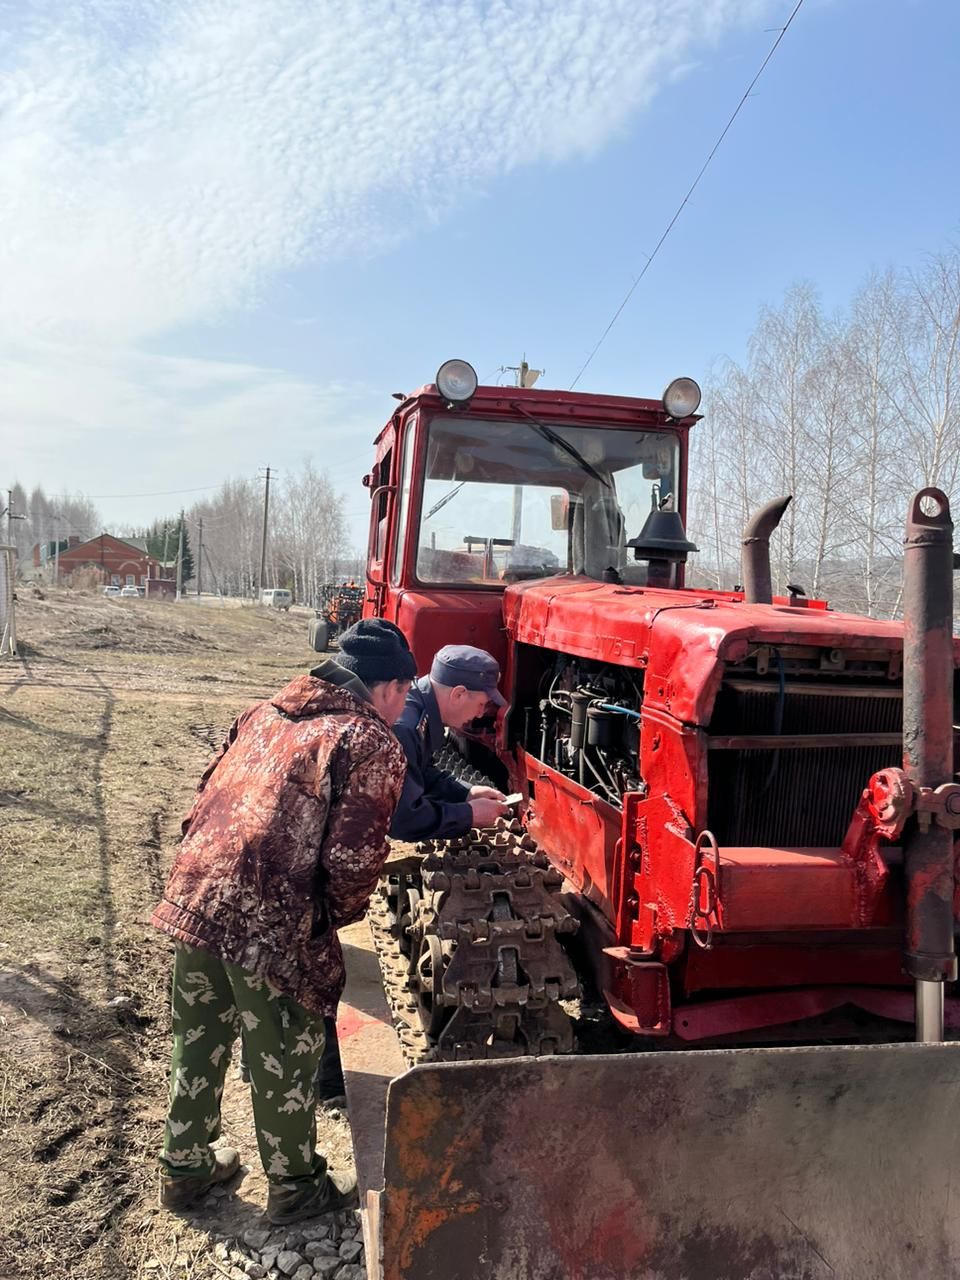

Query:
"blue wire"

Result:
[[596, 702, 641, 720]]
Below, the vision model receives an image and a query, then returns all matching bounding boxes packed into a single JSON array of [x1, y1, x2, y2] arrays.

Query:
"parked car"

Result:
[[119, 585, 140, 598], [260, 588, 293, 610], [102, 585, 121, 597]]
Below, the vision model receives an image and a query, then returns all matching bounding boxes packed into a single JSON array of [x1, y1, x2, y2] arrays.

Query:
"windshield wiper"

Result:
[[510, 403, 612, 488], [425, 481, 466, 520]]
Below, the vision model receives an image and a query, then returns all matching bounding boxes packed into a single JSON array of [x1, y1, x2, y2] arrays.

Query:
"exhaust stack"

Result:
[[741, 496, 792, 604], [902, 487, 956, 1041]]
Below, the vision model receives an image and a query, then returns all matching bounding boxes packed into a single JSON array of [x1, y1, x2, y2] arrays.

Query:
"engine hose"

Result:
[[595, 702, 641, 720]]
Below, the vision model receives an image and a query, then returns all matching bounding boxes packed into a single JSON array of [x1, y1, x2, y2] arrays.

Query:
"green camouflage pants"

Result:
[[159, 943, 327, 1188]]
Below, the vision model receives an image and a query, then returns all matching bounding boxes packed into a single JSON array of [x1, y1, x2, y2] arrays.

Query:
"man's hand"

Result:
[[469, 796, 510, 828], [469, 784, 507, 802]]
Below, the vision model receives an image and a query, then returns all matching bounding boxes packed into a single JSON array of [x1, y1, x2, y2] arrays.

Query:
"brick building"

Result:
[[52, 534, 169, 589], [31, 535, 80, 572]]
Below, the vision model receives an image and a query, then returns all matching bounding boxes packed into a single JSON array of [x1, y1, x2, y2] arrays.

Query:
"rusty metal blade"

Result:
[[375, 1043, 960, 1280]]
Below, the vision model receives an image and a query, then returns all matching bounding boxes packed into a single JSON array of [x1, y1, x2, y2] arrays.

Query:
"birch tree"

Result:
[[892, 250, 960, 495]]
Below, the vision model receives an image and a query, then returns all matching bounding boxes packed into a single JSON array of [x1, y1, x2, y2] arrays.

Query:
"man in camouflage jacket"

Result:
[[151, 619, 414, 1224]]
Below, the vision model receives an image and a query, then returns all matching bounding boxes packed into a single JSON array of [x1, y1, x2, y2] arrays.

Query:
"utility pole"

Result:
[[501, 357, 544, 542], [203, 545, 224, 600], [3, 490, 25, 553], [196, 518, 203, 596], [175, 509, 185, 601], [257, 466, 271, 599], [54, 513, 60, 585]]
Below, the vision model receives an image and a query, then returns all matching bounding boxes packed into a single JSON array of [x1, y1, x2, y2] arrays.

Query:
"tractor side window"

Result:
[[391, 421, 416, 584], [371, 448, 393, 567]]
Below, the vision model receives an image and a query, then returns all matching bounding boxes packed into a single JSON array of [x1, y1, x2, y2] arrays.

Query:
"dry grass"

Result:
[[0, 589, 347, 1280]]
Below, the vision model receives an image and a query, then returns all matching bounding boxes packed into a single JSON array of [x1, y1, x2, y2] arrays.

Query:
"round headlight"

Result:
[[662, 377, 701, 419], [436, 359, 478, 404]]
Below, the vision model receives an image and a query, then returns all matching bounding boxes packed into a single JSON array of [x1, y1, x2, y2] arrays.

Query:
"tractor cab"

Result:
[[363, 360, 701, 673]]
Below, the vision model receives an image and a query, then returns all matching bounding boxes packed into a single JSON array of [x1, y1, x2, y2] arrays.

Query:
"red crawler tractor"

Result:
[[344, 360, 960, 1280]]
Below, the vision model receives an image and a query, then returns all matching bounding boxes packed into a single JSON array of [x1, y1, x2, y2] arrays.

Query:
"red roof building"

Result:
[[54, 534, 169, 588]]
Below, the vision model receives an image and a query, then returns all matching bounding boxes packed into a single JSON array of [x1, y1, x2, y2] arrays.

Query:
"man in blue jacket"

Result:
[[317, 644, 510, 1107], [390, 644, 510, 840]]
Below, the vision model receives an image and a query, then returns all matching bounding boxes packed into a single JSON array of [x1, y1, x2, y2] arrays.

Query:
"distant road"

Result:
[[178, 592, 313, 616]]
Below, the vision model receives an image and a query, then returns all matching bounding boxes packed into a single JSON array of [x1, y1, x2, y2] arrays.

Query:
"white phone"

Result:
[[503, 792, 523, 807]]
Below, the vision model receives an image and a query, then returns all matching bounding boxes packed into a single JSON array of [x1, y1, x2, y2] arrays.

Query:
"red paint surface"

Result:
[[336, 1005, 385, 1040], [717, 846, 894, 930], [393, 588, 505, 679], [545, 1197, 654, 1279], [673, 986, 960, 1040], [521, 750, 620, 917], [683, 938, 908, 993]]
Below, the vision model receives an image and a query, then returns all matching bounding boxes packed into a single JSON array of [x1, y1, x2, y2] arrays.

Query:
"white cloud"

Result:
[[0, 338, 378, 538], [0, 0, 774, 535], [1, 0, 770, 342]]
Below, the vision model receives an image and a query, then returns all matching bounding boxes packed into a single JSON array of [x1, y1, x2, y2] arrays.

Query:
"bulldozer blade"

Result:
[[373, 1043, 960, 1280]]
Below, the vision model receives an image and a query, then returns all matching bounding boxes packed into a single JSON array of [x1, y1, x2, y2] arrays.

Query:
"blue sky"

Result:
[[2, 0, 957, 549]]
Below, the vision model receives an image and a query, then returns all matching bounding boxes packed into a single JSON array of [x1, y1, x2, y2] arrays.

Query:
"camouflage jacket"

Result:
[[151, 667, 406, 1016]]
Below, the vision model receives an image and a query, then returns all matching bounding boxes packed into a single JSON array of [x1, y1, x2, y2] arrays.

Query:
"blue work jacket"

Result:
[[389, 677, 472, 841]]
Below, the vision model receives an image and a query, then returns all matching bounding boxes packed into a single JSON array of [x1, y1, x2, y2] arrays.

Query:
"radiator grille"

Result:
[[707, 682, 902, 848]]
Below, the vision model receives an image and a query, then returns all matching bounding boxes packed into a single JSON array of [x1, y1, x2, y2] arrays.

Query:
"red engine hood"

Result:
[[502, 576, 942, 726]]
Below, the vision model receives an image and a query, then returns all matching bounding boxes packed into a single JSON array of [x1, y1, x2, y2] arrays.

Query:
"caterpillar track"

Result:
[[368, 751, 581, 1062]]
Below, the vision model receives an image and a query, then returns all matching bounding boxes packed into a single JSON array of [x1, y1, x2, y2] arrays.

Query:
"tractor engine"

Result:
[[511, 638, 906, 842], [502, 578, 931, 1045], [514, 651, 644, 806]]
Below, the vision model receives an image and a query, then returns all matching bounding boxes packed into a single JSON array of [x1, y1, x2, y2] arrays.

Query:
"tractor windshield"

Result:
[[416, 415, 680, 585]]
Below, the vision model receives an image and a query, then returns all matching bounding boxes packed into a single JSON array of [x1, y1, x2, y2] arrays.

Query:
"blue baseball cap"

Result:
[[430, 645, 507, 707]]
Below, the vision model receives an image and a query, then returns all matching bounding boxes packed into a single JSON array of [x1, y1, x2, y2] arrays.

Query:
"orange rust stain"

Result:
[[386, 1080, 483, 1177], [384, 1188, 483, 1279], [389, 1087, 450, 1180]]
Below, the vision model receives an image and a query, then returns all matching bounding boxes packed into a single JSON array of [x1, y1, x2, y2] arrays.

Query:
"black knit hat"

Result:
[[335, 618, 417, 685]]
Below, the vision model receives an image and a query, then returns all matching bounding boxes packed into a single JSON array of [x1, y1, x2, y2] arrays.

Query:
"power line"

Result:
[[48, 509, 90, 539], [86, 483, 225, 499], [181, 510, 237, 528], [569, 0, 806, 391], [89, 468, 363, 502]]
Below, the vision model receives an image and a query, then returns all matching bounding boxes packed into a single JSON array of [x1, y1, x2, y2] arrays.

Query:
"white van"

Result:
[[260, 589, 293, 610]]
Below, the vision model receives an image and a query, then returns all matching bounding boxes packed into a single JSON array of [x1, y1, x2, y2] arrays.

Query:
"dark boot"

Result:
[[317, 1091, 348, 1113], [267, 1170, 359, 1225], [315, 1015, 346, 1107], [159, 1147, 241, 1211]]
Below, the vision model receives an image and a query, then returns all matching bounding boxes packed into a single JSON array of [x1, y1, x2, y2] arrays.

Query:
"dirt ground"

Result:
[[0, 588, 356, 1280]]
